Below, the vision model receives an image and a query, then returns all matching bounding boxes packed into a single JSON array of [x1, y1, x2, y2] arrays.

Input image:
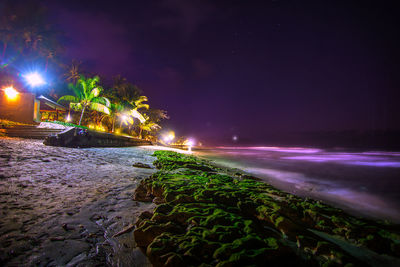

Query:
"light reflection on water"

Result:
[[198, 146, 400, 222]]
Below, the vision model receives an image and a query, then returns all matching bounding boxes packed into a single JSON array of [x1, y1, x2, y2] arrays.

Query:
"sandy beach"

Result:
[[0, 137, 158, 266]]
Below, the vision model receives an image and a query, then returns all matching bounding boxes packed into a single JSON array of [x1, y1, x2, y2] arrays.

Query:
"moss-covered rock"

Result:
[[132, 150, 400, 267]]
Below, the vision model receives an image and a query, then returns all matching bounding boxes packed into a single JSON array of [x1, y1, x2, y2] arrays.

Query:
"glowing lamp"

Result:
[[24, 72, 45, 87], [66, 114, 72, 122], [186, 140, 194, 147], [186, 138, 195, 153], [121, 115, 128, 125], [168, 131, 175, 141], [4, 86, 19, 100]]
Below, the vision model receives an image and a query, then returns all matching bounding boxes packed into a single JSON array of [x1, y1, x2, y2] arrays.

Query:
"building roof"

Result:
[[37, 95, 67, 111]]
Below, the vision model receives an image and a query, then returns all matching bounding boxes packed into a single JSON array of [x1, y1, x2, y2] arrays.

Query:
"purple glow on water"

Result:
[[283, 153, 400, 167], [350, 161, 400, 167], [198, 146, 400, 222], [217, 146, 322, 154]]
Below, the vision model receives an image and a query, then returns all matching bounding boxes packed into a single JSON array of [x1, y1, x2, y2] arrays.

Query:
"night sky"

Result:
[[46, 0, 400, 144]]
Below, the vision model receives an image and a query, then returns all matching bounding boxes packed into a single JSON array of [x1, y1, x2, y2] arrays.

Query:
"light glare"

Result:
[[24, 72, 45, 87], [4, 86, 19, 100]]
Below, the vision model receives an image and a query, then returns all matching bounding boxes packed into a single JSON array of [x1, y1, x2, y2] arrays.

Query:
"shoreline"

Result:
[[194, 147, 400, 224], [1, 137, 399, 266], [133, 150, 400, 266]]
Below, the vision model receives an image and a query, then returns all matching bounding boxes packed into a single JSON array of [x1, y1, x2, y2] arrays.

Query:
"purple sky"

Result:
[[46, 0, 400, 144]]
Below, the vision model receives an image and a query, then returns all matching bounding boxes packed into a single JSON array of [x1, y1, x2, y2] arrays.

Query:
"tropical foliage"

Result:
[[58, 75, 110, 125], [0, 0, 169, 140]]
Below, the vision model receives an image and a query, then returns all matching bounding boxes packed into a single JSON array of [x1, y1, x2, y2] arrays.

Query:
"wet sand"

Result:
[[0, 138, 159, 266]]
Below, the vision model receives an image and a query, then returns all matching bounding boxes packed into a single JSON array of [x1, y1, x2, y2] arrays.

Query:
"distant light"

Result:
[[168, 132, 175, 141], [120, 115, 128, 125], [162, 131, 175, 144], [186, 139, 194, 147], [24, 72, 45, 87], [3, 86, 19, 100], [186, 138, 195, 153], [232, 135, 238, 142], [66, 114, 72, 122]]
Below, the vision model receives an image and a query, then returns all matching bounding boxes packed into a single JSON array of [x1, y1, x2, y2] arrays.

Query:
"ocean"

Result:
[[196, 146, 400, 223]]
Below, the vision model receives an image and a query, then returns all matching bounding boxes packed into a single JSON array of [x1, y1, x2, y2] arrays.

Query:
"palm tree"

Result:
[[58, 75, 110, 125], [112, 75, 141, 103], [0, 1, 62, 67], [0, 19, 13, 61], [109, 102, 125, 132], [63, 59, 82, 84], [136, 109, 168, 139], [137, 114, 161, 139], [126, 95, 149, 133]]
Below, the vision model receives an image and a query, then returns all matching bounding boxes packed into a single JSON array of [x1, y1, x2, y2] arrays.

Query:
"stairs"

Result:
[[3, 125, 65, 139]]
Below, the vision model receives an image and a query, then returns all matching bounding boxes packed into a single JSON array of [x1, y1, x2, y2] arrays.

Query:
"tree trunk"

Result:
[[138, 127, 143, 139], [112, 116, 115, 132], [78, 105, 86, 126]]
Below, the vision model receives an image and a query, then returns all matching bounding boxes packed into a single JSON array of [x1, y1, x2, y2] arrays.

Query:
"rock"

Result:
[[132, 162, 153, 169], [133, 182, 153, 202], [62, 223, 75, 231], [153, 197, 164, 204], [50, 236, 66, 241], [134, 222, 183, 247], [112, 224, 135, 237]]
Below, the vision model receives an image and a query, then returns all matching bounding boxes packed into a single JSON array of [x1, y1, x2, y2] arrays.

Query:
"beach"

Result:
[[1, 138, 400, 266], [0, 137, 158, 266]]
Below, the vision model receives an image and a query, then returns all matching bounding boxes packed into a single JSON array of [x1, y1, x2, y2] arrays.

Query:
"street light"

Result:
[[24, 72, 45, 87], [185, 138, 195, 153], [3, 86, 19, 101]]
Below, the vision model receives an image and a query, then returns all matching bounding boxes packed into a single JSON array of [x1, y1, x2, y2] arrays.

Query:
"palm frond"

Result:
[[68, 83, 82, 99], [58, 95, 79, 103], [142, 122, 161, 132], [90, 88, 100, 98], [130, 109, 146, 123], [78, 75, 88, 99], [134, 95, 148, 106], [90, 102, 110, 115], [92, 96, 111, 107], [101, 96, 110, 107], [136, 103, 149, 110], [70, 102, 83, 111]]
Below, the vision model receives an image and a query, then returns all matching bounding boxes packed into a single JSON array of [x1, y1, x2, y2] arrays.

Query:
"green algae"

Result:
[[133, 150, 400, 266]]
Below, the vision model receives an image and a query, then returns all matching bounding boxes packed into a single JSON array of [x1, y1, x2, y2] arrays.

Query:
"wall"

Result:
[[0, 92, 35, 124]]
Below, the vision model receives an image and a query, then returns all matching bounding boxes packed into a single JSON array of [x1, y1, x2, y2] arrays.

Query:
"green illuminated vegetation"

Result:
[[58, 75, 111, 125], [133, 151, 400, 266], [0, 2, 168, 140]]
